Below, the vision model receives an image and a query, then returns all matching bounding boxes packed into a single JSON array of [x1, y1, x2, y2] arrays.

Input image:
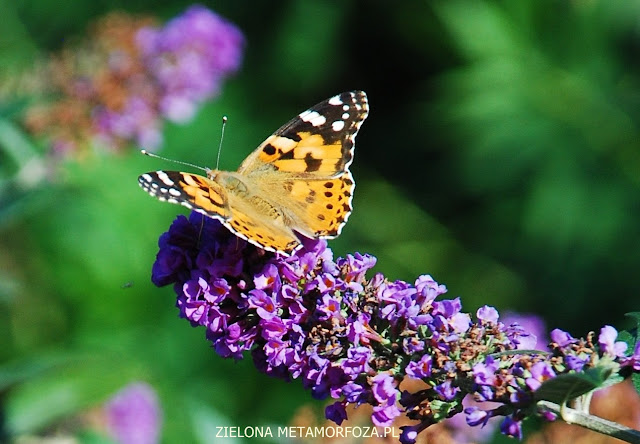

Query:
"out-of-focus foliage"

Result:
[[2, 0, 640, 442]]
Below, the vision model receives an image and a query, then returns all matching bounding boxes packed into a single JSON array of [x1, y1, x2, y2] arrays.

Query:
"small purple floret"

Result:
[[598, 325, 627, 358]]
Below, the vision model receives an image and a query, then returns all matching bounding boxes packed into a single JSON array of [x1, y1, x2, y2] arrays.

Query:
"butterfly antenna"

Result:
[[140, 150, 210, 173], [215, 115, 228, 170]]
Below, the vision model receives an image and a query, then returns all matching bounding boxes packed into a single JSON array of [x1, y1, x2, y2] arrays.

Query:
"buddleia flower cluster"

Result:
[[23, 5, 243, 155], [151, 212, 640, 443]]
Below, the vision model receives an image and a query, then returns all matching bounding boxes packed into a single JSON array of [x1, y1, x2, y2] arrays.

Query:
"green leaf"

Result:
[[619, 313, 640, 393], [623, 311, 640, 346], [0, 117, 40, 166], [618, 329, 635, 352], [534, 362, 622, 404], [0, 352, 80, 392], [625, 312, 640, 330]]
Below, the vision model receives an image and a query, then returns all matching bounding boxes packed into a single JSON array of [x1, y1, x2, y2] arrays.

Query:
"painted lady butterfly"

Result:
[[138, 91, 369, 255]]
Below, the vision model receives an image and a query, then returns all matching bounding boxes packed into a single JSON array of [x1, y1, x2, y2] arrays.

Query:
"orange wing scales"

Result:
[[222, 206, 300, 254], [287, 171, 355, 239]]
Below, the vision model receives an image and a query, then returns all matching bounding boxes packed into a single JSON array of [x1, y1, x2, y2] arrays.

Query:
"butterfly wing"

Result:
[[236, 91, 368, 243], [219, 191, 302, 254], [278, 171, 355, 240], [238, 91, 368, 177], [138, 171, 231, 220]]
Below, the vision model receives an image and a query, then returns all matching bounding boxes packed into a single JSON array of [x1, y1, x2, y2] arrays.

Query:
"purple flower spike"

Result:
[[502, 312, 547, 350], [473, 356, 500, 386], [371, 373, 399, 405], [149, 210, 640, 443], [525, 361, 556, 391], [434, 380, 459, 401]]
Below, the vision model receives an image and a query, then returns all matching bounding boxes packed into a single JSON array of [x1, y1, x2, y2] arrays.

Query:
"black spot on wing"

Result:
[[262, 143, 277, 156], [279, 149, 295, 160], [304, 152, 322, 172]]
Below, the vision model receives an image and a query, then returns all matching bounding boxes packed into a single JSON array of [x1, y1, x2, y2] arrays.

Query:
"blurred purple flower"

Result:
[[325, 401, 348, 425], [105, 382, 161, 444], [441, 398, 501, 443], [94, 96, 162, 150], [502, 311, 547, 350], [24, 6, 243, 154], [137, 5, 244, 124]]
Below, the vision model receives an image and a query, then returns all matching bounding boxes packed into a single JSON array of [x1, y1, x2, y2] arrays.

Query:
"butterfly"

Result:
[[138, 91, 369, 256]]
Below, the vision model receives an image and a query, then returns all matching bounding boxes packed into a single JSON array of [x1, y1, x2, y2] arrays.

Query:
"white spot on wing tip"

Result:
[[300, 110, 327, 127], [332, 120, 346, 132], [328, 95, 343, 106], [157, 171, 174, 186]]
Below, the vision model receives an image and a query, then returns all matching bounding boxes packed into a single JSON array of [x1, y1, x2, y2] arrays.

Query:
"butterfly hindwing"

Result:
[[283, 171, 355, 239], [222, 201, 301, 254]]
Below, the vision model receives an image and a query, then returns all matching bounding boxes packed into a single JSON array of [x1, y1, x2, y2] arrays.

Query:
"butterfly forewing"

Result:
[[238, 91, 368, 176], [138, 171, 231, 220]]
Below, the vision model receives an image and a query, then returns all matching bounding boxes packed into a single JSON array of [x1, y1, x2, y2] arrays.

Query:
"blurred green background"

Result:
[[3, 0, 640, 442]]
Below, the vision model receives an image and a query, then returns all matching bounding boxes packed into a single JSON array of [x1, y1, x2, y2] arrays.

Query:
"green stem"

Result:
[[537, 400, 640, 444]]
